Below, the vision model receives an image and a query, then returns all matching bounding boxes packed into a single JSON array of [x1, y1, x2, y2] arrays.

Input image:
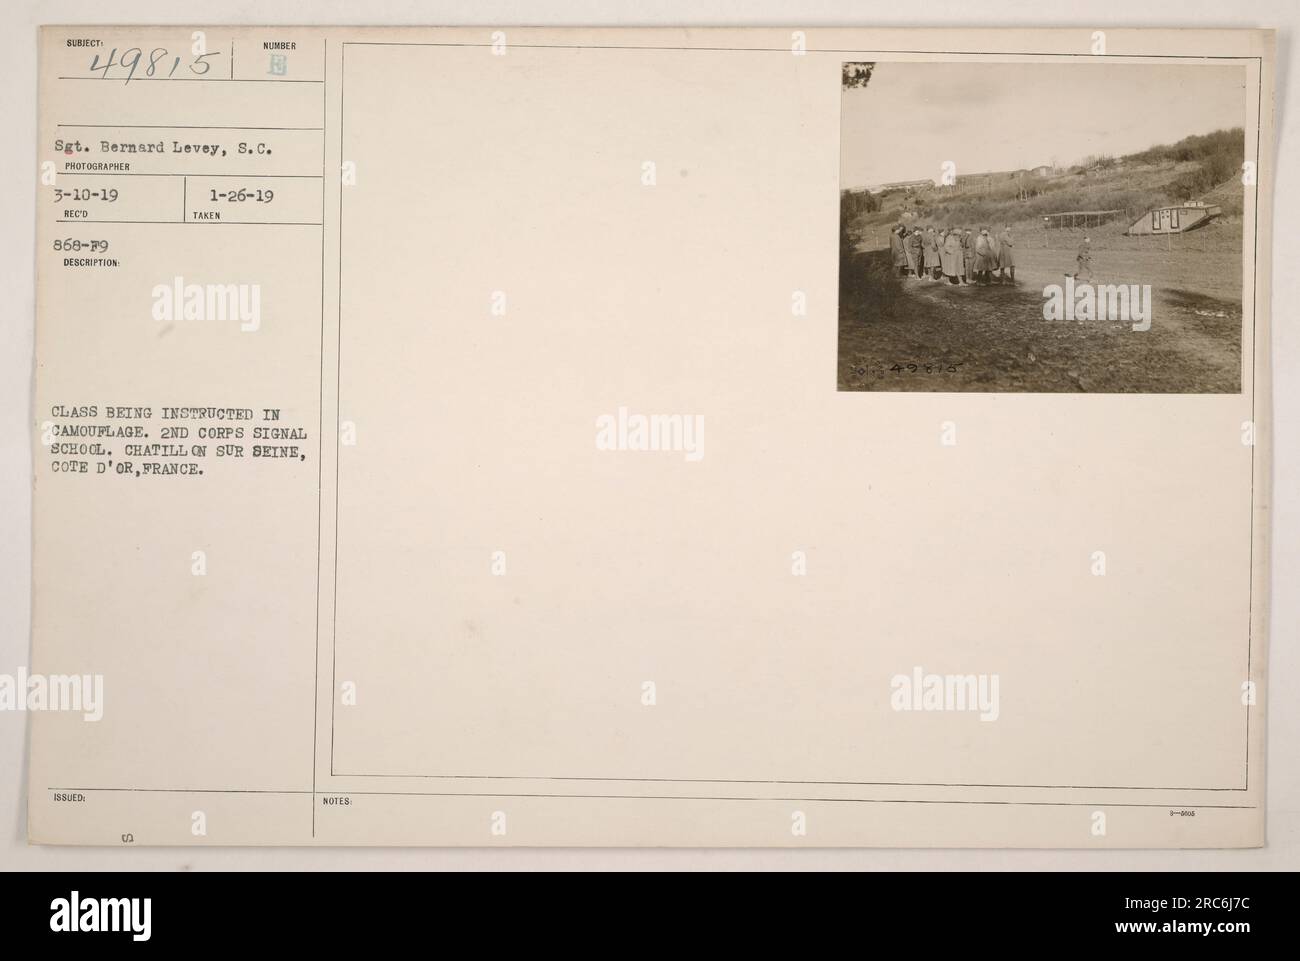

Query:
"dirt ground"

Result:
[[838, 227, 1244, 393]]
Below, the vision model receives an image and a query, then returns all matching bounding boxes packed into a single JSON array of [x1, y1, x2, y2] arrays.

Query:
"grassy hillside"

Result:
[[845, 127, 1245, 235], [1123, 128, 1244, 200]]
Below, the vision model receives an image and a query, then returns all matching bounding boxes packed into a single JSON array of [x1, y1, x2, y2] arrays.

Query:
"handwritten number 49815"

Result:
[[88, 47, 222, 83], [890, 363, 961, 374]]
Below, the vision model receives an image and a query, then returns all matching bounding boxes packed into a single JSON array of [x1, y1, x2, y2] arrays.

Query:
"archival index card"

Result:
[[28, 26, 1273, 846]]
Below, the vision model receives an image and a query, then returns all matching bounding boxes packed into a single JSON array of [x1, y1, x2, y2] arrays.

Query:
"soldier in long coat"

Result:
[[998, 225, 1016, 284], [890, 225, 908, 276], [924, 227, 941, 279], [962, 229, 975, 284], [943, 228, 963, 284], [905, 228, 923, 277], [974, 228, 995, 285]]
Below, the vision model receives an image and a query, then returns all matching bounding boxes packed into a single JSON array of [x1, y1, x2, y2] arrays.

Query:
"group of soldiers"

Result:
[[890, 224, 1016, 286]]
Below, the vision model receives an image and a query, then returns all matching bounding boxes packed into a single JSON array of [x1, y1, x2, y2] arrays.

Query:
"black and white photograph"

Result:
[[838, 60, 1250, 393]]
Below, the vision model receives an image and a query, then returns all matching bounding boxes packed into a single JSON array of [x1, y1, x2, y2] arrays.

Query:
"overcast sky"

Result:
[[840, 61, 1247, 190]]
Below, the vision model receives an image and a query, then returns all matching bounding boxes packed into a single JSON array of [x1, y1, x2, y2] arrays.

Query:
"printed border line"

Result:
[[330, 773, 1248, 792], [56, 76, 322, 83], [324, 41, 1261, 798], [329, 40, 345, 781], [48, 788, 1256, 811], [312, 38, 328, 839], [341, 42, 1256, 60], [1245, 55, 1264, 792]]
